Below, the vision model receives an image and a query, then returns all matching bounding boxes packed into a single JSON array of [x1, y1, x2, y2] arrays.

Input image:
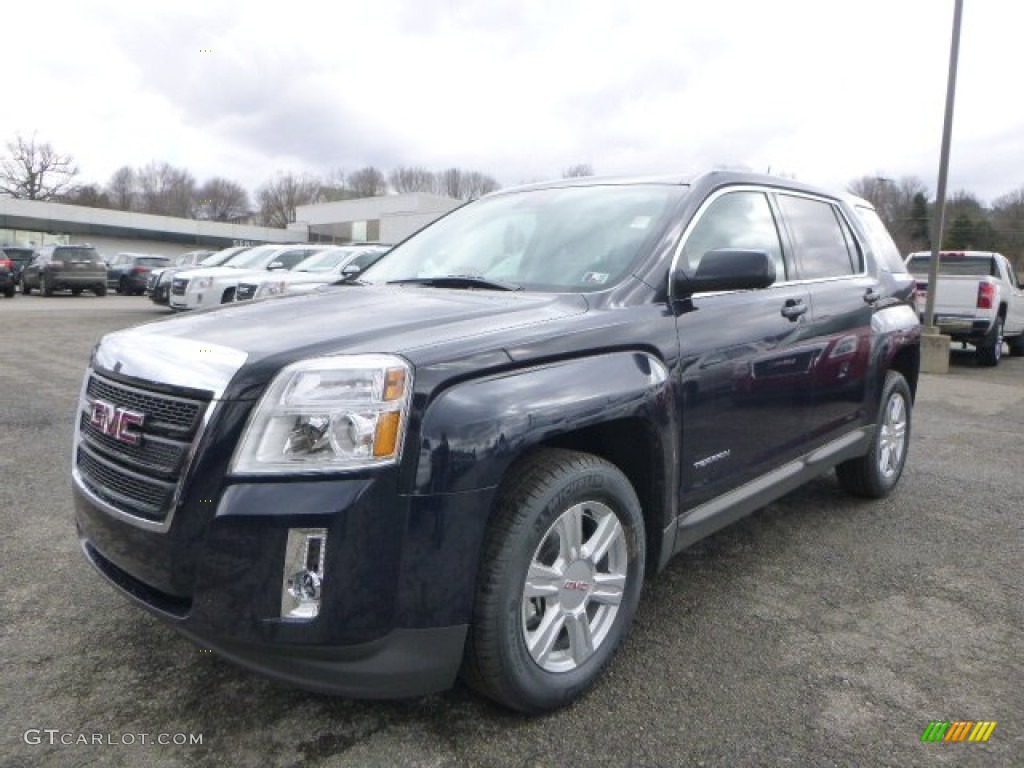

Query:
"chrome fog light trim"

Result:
[[281, 528, 327, 619]]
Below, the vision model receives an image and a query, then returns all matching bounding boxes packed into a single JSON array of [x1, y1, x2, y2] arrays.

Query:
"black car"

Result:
[[1, 246, 35, 288], [72, 172, 920, 713], [105, 253, 171, 295], [22, 245, 107, 296], [0, 252, 17, 297]]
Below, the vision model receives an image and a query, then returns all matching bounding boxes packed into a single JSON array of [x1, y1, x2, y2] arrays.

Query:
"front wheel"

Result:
[[41, 274, 54, 297], [836, 371, 912, 498], [462, 448, 646, 713], [1006, 330, 1024, 357]]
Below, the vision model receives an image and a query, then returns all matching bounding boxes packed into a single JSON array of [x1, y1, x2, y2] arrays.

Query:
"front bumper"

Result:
[[74, 471, 495, 697]]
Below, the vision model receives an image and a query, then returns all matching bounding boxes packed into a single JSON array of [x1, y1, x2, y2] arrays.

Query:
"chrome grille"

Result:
[[76, 372, 212, 522], [235, 283, 257, 301]]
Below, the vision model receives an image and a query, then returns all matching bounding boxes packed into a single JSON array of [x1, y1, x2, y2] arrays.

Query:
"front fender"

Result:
[[411, 351, 674, 495]]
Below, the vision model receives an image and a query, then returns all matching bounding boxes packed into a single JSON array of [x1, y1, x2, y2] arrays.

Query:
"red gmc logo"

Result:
[[89, 399, 145, 445]]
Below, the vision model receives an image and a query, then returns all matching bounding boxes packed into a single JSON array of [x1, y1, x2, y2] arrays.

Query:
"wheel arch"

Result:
[[411, 351, 679, 575]]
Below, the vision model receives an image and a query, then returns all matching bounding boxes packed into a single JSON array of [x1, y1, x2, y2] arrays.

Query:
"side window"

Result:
[[680, 191, 786, 282], [278, 250, 311, 269], [777, 195, 858, 279]]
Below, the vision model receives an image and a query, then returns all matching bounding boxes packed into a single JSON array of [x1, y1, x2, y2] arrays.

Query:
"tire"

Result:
[[41, 273, 54, 297], [3, 284, 14, 298], [836, 371, 912, 499], [1006, 330, 1024, 358], [21, 278, 31, 295], [71, 287, 83, 296], [118, 276, 127, 295], [975, 316, 1003, 367], [462, 448, 646, 713], [93, 284, 107, 297]]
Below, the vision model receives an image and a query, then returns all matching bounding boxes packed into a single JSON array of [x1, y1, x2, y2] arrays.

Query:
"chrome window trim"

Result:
[[668, 185, 871, 299]]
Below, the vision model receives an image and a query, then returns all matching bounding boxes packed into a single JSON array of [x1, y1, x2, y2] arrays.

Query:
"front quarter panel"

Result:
[[411, 351, 675, 495]]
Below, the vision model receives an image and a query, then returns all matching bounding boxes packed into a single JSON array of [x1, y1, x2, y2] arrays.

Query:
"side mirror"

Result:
[[672, 249, 776, 298], [341, 263, 362, 276], [268, 261, 285, 270]]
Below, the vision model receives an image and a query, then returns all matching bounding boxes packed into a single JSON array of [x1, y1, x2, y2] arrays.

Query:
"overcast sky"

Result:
[[4, 0, 1021, 203]]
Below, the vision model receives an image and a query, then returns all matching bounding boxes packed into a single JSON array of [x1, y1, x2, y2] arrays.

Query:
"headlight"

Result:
[[255, 280, 287, 298], [193, 276, 213, 290], [230, 354, 413, 475]]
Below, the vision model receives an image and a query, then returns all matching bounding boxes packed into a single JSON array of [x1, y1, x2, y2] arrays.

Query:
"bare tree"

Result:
[[136, 161, 197, 217], [58, 183, 111, 209], [848, 174, 930, 255], [196, 177, 250, 221], [257, 172, 323, 228], [562, 163, 595, 178], [438, 167, 500, 200], [347, 166, 388, 197], [319, 168, 354, 202], [106, 166, 138, 210], [389, 166, 437, 194], [992, 187, 1024, 270], [0, 133, 79, 200]]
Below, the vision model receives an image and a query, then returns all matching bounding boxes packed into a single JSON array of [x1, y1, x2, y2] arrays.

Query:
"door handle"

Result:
[[781, 298, 808, 320], [863, 288, 881, 305]]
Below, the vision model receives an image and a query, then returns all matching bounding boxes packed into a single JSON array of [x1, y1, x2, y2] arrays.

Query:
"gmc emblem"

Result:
[[89, 399, 145, 445]]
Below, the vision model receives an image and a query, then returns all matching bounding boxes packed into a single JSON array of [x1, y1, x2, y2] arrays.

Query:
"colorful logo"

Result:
[[921, 720, 997, 743]]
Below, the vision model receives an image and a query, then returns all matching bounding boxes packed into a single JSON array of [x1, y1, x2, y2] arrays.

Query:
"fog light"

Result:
[[281, 528, 327, 619]]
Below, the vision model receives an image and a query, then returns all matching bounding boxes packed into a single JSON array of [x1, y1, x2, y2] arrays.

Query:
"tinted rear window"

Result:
[[906, 254, 997, 277], [55, 247, 103, 263], [137, 257, 170, 267]]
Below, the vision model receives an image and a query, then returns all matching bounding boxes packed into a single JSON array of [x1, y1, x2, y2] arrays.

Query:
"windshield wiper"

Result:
[[386, 275, 521, 291]]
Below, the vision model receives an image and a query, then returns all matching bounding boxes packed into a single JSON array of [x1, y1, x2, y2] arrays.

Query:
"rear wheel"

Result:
[[21, 278, 31, 295], [41, 274, 54, 297], [976, 316, 1003, 367], [3, 284, 14, 298], [462, 448, 646, 713], [71, 287, 83, 296], [117, 276, 128, 295], [836, 371, 912, 498], [93, 284, 107, 297], [1006, 330, 1024, 357]]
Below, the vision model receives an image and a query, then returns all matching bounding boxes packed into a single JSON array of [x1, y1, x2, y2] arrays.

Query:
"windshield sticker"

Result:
[[582, 272, 609, 284], [630, 215, 652, 229]]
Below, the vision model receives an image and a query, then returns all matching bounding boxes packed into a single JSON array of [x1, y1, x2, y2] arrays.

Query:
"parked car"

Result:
[[0, 252, 16, 297], [105, 253, 171, 295], [169, 244, 325, 310], [235, 245, 389, 301], [21, 244, 107, 296], [72, 172, 920, 714], [1, 246, 35, 287], [906, 250, 1024, 365], [149, 247, 248, 306]]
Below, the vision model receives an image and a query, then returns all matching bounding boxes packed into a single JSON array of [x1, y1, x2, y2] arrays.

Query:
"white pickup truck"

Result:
[[906, 250, 1024, 366]]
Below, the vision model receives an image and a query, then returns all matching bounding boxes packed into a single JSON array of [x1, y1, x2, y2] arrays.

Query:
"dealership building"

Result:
[[0, 193, 462, 258]]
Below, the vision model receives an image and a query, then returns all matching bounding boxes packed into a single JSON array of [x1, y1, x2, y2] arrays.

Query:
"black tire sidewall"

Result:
[[484, 456, 645, 711]]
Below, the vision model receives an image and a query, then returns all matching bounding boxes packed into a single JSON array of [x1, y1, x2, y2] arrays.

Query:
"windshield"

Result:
[[294, 250, 350, 272], [224, 245, 281, 269], [200, 248, 248, 267], [907, 253, 997, 278], [361, 184, 684, 292]]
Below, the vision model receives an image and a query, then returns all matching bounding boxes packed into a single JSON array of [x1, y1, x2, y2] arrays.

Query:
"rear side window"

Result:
[[854, 206, 905, 273], [777, 195, 860, 279], [680, 191, 787, 282]]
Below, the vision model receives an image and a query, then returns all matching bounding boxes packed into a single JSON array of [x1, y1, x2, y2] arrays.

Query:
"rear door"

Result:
[[774, 193, 876, 448], [674, 188, 814, 509]]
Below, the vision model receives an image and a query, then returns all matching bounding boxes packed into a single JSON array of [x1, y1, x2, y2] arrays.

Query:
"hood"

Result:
[[99, 286, 588, 398]]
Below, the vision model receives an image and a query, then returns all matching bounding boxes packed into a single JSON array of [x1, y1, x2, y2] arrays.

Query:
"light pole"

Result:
[[920, 0, 964, 374]]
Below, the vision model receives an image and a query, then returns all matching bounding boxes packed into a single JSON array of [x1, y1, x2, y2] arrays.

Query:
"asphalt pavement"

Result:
[[1, 294, 1020, 767]]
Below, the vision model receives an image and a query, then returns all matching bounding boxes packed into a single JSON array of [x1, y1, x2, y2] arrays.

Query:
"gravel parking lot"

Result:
[[2, 295, 1021, 767]]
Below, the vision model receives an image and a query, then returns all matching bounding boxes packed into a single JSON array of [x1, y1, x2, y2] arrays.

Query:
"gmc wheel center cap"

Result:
[[560, 560, 594, 610]]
